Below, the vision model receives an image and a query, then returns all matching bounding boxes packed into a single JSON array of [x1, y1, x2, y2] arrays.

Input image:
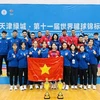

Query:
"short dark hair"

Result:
[[21, 42, 26, 46], [62, 29, 67, 32], [94, 32, 99, 35], [31, 32, 35, 35], [79, 35, 83, 38], [38, 31, 42, 33], [13, 30, 18, 33], [71, 28, 75, 31], [88, 38, 94, 42], [2, 30, 7, 34], [22, 30, 27, 33], [84, 34, 88, 37]]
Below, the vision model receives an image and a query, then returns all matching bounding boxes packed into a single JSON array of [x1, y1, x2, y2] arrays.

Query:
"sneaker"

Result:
[[24, 85, 27, 90], [74, 86, 77, 89], [10, 86, 13, 91], [71, 85, 74, 89], [53, 84, 57, 89], [20, 86, 24, 91], [51, 84, 54, 89], [93, 85, 96, 90], [65, 85, 69, 90], [40, 85, 43, 89], [84, 85, 87, 90], [14, 86, 17, 90], [35, 84, 39, 89], [79, 85, 83, 89], [30, 85, 33, 90], [88, 85, 91, 89]]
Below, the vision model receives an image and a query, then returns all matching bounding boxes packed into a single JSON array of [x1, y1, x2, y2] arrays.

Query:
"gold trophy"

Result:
[[57, 78, 64, 99], [44, 78, 50, 99]]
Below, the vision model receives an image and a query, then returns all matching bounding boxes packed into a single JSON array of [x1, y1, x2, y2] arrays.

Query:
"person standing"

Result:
[[0, 31, 9, 76]]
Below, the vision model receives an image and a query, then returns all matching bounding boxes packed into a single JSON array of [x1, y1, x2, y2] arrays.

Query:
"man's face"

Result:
[[94, 35, 98, 39], [71, 30, 75, 36], [62, 31, 67, 36], [1, 33, 7, 38], [22, 32, 27, 37], [31, 34, 35, 39], [45, 30, 50, 36], [13, 32, 18, 37], [38, 32, 42, 37]]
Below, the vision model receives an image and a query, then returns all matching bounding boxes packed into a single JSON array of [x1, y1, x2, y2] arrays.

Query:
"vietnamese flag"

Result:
[[28, 57, 63, 81]]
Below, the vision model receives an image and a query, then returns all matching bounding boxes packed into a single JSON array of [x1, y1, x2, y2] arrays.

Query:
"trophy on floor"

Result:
[[44, 78, 50, 99], [57, 78, 64, 99]]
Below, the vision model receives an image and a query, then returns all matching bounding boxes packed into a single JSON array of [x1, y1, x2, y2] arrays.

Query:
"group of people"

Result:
[[0, 29, 99, 91]]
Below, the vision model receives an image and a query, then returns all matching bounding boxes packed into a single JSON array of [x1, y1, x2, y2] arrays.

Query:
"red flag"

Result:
[[28, 57, 63, 81]]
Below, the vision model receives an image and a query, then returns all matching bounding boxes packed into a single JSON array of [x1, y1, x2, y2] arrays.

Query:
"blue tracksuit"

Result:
[[60, 49, 71, 67], [50, 40, 61, 50], [29, 47, 40, 58], [17, 49, 29, 68], [8, 37, 21, 50], [93, 38, 100, 55], [0, 38, 9, 55], [78, 52, 89, 69], [7, 50, 18, 67], [70, 51, 78, 68], [40, 48, 49, 58], [85, 46, 99, 65], [21, 37, 32, 49]]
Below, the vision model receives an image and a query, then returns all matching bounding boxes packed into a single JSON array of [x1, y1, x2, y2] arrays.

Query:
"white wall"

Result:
[[0, 0, 100, 4]]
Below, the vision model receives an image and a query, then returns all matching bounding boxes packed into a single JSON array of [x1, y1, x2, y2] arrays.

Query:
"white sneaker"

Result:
[[88, 85, 91, 89], [10, 86, 13, 91], [51, 84, 54, 89], [84, 85, 87, 90], [24, 85, 27, 90], [65, 85, 69, 90], [20, 86, 24, 91], [71, 85, 74, 89], [74, 86, 77, 89], [62, 85, 65, 90], [30, 85, 33, 90], [93, 85, 96, 90], [79, 85, 83, 89], [14, 86, 17, 90], [40, 85, 43, 89], [53, 84, 57, 89], [35, 84, 39, 89]]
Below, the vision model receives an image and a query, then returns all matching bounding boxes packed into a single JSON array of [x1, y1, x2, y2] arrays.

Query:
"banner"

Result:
[[0, 4, 100, 38], [28, 57, 63, 81]]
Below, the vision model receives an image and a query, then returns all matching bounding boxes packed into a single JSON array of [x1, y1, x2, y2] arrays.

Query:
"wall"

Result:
[[0, 0, 100, 4]]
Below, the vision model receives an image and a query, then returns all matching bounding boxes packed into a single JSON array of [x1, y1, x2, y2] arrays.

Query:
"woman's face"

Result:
[[62, 43, 67, 49], [53, 35, 57, 40], [42, 42, 47, 48], [33, 41, 38, 48], [21, 43, 26, 49], [71, 45, 75, 51], [80, 46, 84, 52], [88, 40, 93, 46], [52, 44, 57, 50]]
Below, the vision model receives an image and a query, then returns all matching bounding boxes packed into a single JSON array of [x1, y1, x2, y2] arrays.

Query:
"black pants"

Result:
[[64, 66, 71, 85], [0, 55, 8, 75], [79, 69, 88, 85], [71, 67, 78, 85], [19, 68, 28, 86], [9, 67, 18, 85], [88, 64, 97, 85]]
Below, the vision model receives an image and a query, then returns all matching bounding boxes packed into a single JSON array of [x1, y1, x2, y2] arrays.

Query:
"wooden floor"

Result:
[[0, 85, 100, 100]]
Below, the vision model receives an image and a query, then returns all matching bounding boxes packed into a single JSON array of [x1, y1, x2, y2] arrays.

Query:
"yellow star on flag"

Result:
[[40, 64, 51, 75]]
